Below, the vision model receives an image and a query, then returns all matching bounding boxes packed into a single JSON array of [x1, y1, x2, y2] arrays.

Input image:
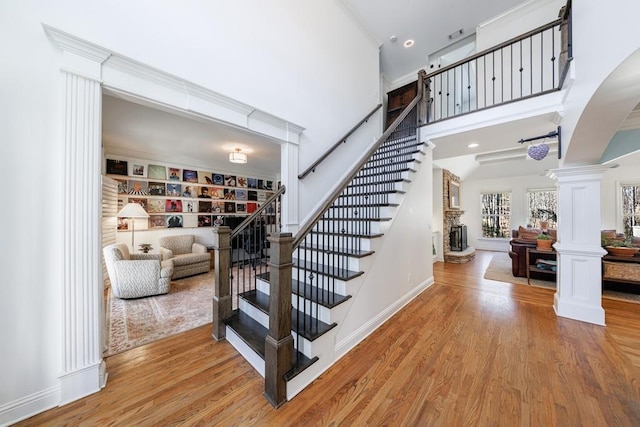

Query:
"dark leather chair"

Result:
[[509, 238, 538, 277]]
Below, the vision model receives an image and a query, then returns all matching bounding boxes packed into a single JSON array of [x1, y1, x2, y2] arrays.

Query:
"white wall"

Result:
[[432, 168, 445, 261], [0, 1, 380, 424]]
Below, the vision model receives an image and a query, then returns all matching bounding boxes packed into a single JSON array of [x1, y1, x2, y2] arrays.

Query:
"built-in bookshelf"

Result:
[[105, 158, 276, 231]]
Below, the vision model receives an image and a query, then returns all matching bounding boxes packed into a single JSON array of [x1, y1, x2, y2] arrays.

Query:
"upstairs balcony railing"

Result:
[[424, 1, 571, 124]]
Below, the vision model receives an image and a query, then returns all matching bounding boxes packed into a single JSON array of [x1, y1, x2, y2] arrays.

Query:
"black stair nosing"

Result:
[[375, 140, 422, 152], [329, 202, 400, 209], [369, 149, 423, 162], [224, 311, 319, 381], [338, 189, 406, 197], [310, 230, 384, 239], [238, 290, 338, 341], [355, 167, 417, 179], [319, 216, 392, 222], [297, 245, 375, 259], [362, 158, 422, 171], [347, 178, 411, 188], [254, 272, 353, 309], [292, 258, 364, 282], [380, 135, 419, 146]]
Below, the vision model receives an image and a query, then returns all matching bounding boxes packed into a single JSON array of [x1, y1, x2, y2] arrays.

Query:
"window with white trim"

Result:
[[621, 183, 640, 240], [527, 188, 557, 229], [481, 192, 511, 238]]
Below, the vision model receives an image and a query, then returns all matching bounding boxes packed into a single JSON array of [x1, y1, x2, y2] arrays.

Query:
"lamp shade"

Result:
[[117, 202, 149, 218]]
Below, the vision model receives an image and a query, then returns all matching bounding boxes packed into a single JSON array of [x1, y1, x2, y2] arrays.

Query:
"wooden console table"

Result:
[[526, 248, 557, 285], [602, 254, 640, 285]]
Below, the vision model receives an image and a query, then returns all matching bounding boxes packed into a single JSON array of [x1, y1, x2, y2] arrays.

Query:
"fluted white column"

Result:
[[548, 165, 608, 326], [44, 25, 111, 404]]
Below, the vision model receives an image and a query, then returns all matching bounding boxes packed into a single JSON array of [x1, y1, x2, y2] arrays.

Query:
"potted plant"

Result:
[[536, 233, 553, 251], [605, 240, 639, 257], [138, 243, 153, 253], [535, 208, 556, 230]]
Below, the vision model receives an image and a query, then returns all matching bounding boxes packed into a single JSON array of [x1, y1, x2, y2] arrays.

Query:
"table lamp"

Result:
[[117, 202, 149, 250]]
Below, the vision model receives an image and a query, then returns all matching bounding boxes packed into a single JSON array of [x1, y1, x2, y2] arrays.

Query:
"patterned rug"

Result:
[[484, 252, 640, 304], [105, 272, 215, 356], [105, 263, 268, 357]]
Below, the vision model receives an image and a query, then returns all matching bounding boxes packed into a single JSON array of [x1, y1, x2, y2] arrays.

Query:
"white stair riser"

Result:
[[347, 181, 406, 194], [329, 205, 396, 218], [338, 193, 403, 206], [291, 295, 350, 325], [290, 269, 348, 294], [361, 160, 419, 172], [353, 169, 412, 182], [226, 326, 265, 377], [293, 249, 372, 271], [314, 220, 386, 234], [239, 299, 269, 329], [291, 327, 335, 361], [286, 330, 337, 400]]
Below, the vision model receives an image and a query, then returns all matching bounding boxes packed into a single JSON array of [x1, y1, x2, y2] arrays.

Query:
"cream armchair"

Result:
[[159, 235, 211, 279], [103, 243, 174, 299]]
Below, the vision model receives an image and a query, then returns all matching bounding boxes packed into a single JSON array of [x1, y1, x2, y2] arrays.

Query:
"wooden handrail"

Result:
[[230, 184, 286, 239], [298, 104, 383, 179], [293, 71, 426, 249]]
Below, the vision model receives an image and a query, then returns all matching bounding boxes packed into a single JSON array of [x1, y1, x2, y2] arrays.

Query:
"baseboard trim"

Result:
[[0, 386, 59, 427], [59, 361, 104, 406], [335, 277, 434, 360]]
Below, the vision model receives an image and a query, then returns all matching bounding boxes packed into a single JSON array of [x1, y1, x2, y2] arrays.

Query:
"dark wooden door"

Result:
[[385, 81, 417, 129]]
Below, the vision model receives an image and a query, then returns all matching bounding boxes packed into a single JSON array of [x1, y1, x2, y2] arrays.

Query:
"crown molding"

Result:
[[42, 23, 305, 144]]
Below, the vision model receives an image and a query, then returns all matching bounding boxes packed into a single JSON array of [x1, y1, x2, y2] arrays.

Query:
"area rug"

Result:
[[484, 252, 640, 304], [105, 272, 215, 356]]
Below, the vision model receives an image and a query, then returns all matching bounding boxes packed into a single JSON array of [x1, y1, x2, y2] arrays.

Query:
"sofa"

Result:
[[103, 243, 174, 299], [159, 235, 211, 279], [508, 226, 557, 277]]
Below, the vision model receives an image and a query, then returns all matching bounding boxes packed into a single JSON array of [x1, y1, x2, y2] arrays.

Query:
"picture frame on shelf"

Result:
[[184, 201, 195, 213], [213, 174, 224, 185], [198, 171, 213, 184], [224, 189, 236, 200], [199, 201, 212, 213], [237, 176, 247, 187], [183, 169, 198, 182], [165, 199, 182, 212], [182, 185, 195, 198], [147, 164, 166, 180], [198, 215, 212, 227], [224, 202, 236, 213], [130, 163, 147, 177], [129, 198, 148, 211], [128, 180, 149, 195], [115, 179, 128, 194], [106, 159, 128, 176], [148, 199, 165, 213], [236, 203, 246, 213], [211, 187, 224, 199], [149, 215, 166, 229], [148, 181, 166, 196], [236, 189, 247, 201], [167, 215, 183, 228], [168, 167, 181, 181], [247, 178, 258, 188], [166, 183, 182, 197], [212, 202, 224, 213], [224, 175, 237, 187]]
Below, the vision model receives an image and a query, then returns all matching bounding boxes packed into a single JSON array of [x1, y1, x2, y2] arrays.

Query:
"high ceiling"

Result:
[[340, 0, 527, 82]]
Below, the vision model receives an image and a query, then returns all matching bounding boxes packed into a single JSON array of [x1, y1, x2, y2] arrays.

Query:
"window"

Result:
[[527, 189, 557, 229], [481, 192, 511, 238], [621, 184, 640, 240]]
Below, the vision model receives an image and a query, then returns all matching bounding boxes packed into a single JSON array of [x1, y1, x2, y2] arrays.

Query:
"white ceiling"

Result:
[[340, 0, 526, 82]]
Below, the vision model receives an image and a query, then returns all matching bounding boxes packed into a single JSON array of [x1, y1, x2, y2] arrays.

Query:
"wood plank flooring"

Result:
[[17, 250, 640, 426]]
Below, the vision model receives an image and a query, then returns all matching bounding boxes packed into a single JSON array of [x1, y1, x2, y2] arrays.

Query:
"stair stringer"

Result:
[[285, 145, 436, 399]]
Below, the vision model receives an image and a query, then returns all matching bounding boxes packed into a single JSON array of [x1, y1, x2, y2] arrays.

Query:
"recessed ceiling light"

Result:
[[468, 143, 479, 148], [390, 35, 397, 43], [403, 39, 415, 48]]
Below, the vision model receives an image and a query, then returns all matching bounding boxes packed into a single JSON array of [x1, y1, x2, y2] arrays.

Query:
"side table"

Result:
[[526, 248, 557, 285], [206, 246, 216, 271]]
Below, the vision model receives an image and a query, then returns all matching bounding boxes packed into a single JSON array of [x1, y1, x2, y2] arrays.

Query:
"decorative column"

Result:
[[548, 165, 608, 325], [264, 233, 294, 408], [212, 226, 232, 341], [44, 25, 112, 404]]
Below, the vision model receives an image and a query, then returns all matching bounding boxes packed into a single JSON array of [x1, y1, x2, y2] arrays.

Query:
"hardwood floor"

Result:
[[17, 251, 640, 426]]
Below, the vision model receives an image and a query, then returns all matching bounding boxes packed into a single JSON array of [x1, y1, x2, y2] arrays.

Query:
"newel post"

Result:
[[417, 69, 429, 125], [212, 226, 232, 341], [264, 232, 294, 408]]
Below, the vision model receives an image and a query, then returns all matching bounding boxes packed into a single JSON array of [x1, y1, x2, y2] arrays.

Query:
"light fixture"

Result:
[[229, 148, 247, 164], [517, 126, 562, 161], [468, 143, 479, 148], [117, 202, 149, 250], [403, 39, 415, 48]]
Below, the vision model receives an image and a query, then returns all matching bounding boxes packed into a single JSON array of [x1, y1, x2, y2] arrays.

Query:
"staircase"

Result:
[[216, 93, 426, 406]]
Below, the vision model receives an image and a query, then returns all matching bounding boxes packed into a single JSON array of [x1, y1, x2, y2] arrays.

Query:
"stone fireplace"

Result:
[[442, 170, 475, 263]]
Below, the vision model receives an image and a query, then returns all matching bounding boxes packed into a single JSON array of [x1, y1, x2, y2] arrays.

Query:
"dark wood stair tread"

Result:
[[296, 245, 375, 258], [238, 290, 338, 341], [319, 216, 392, 222], [256, 272, 352, 308], [224, 311, 318, 380], [310, 230, 384, 239], [293, 259, 363, 281]]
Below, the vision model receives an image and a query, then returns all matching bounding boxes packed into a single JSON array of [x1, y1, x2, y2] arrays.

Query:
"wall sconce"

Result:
[[229, 148, 248, 164], [517, 126, 561, 161]]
